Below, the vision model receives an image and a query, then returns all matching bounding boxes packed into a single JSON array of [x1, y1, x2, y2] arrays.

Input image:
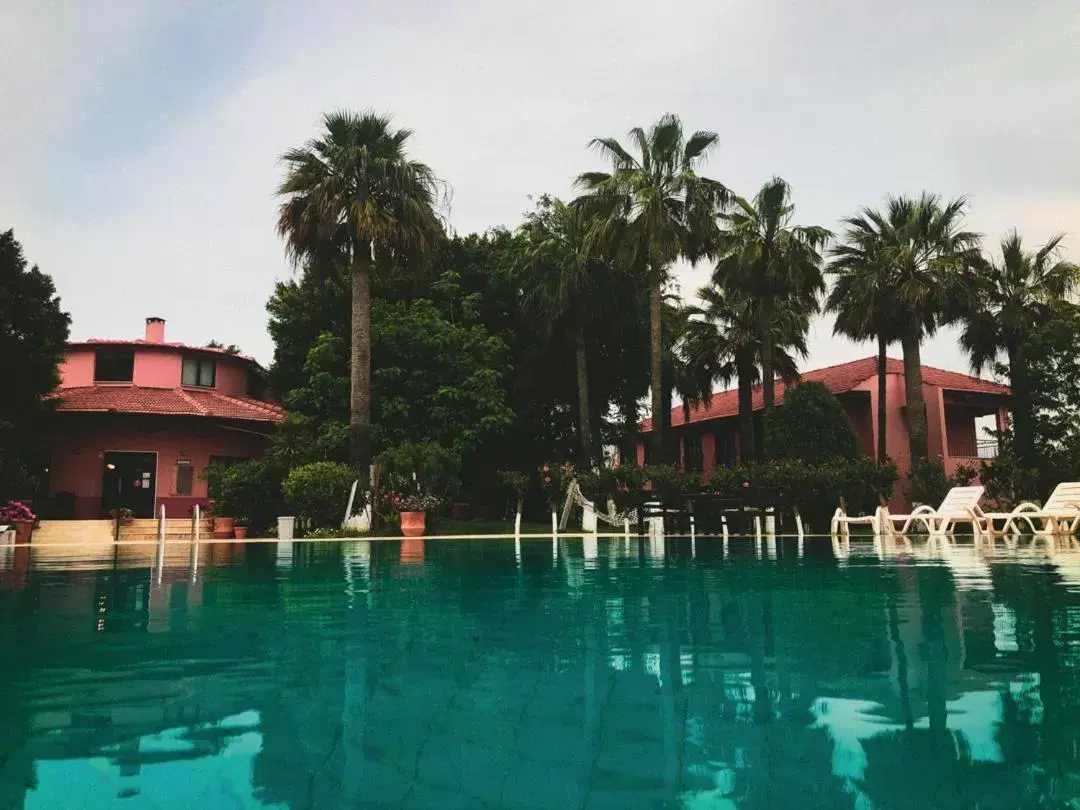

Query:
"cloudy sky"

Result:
[[3, 0, 1078, 374]]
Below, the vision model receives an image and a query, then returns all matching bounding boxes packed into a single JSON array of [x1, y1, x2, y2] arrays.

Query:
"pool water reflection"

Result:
[[1, 535, 1079, 808]]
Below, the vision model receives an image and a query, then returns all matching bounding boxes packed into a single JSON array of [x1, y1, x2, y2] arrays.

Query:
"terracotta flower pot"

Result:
[[214, 516, 235, 539], [399, 511, 426, 537], [13, 519, 33, 544], [234, 526, 248, 539], [400, 537, 425, 564]]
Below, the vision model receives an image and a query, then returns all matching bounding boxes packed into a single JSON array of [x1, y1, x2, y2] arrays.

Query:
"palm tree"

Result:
[[826, 226, 904, 462], [713, 177, 830, 413], [575, 114, 728, 464], [276, 110, 443, 471], [828, 194, 980, 461], [683, 286, 808, 461], [958, 230, 1079, 468], [515, 195, 608, 465]]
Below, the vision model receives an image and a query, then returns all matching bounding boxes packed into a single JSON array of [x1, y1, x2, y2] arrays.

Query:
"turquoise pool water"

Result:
[[1, 535, 1078, 809]]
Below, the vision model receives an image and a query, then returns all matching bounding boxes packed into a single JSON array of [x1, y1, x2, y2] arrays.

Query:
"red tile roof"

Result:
[[52, 386, 285, 424], [642, 356, 1010, 431], [69, 339, 259, 365]]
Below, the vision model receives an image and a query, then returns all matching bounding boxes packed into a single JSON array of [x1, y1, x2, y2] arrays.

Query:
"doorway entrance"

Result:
[[102, 452, 157, 518]]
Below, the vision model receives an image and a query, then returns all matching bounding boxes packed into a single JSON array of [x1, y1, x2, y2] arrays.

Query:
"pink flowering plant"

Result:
[[389, 491, 443, 513], [539, 462, 574, 507], [0, 501, 36, 523]]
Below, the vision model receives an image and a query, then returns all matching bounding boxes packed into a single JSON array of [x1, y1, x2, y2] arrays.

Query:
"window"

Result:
[[714, 428, 737, 468], [182, 355, 216, 388], [175, 460, 194, 495], [94, 349, 135, 382], [684, 433, 703, 472]]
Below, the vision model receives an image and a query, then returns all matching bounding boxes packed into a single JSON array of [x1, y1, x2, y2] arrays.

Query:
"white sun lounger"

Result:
[[883, 485, 986, 536], [831, 502, 889, 537], [978, 482, 1080, 536]]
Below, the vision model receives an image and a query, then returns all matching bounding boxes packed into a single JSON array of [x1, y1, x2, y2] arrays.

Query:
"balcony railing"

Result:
[[947, 438, 999, 459]]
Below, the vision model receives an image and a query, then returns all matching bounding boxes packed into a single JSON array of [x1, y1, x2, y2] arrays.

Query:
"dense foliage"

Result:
[[764, 382, 859, 464], [905, 458, 977, 508], [202, 461, 285, 534], [0, 230, 70, 500], [282, 462, 358, 530], [260, 108, 1078, 524], [977, 303, 1080, 506]]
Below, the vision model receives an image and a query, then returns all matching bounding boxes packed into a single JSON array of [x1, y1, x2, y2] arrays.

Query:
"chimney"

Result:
[[145, 317, 165, 344]]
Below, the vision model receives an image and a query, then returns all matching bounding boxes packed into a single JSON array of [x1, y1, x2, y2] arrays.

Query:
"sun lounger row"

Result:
[[832, 482, 1080, 537]]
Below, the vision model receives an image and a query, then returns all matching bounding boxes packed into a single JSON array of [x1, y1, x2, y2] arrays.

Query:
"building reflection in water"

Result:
[[0, 536, 1079, 808]]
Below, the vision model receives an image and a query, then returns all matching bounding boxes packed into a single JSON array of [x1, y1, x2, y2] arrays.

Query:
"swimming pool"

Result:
[[0, 535, 1077, 808]]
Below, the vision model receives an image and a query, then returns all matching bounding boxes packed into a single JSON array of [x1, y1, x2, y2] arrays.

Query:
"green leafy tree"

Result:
[[514, 196, 609, 465], [276, 110, 444, 472], [683, 286, 808, 460], [764, 381, 859, 464], [826, 221, 904, 462], [958, 231, 1079, 469], [0, 230, 71, 498], [575, 113, 728, 464], [713, 177, 829, 414], [828, 194, 980, 461]]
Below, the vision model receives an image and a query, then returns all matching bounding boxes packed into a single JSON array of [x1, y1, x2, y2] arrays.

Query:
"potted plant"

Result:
[[233, 518, 249, 540], [0, 501, 36, 544], [390, 492, 443, 537]]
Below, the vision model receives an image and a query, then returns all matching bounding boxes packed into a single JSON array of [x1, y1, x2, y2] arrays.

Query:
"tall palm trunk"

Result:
[[574, 328, 593, 467], [759, 299, 775, 413], [901, 328, 927, 462], [1007, 340, 1033, 471], [877, 334, 888, 461], [349, 248, 373, 473], [649, 278, 665, 464], [736, 355, 755, 462]]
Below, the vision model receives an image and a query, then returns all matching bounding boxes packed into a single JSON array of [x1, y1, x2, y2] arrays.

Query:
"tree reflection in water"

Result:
[[0, 536, 1079, 808]]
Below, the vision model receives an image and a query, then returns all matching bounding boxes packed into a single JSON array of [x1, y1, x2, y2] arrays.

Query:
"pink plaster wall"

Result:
[[58, 344, 252, 394], [701, 433, 716, 476], [134, 350, 182, 388], [924, 385, 948, 460], [58, 348, 95, 388], [945, 406, 979, 458], [48, 414, 269, 518], [842, 399, 875, 457], [215, 360, 248, 397]]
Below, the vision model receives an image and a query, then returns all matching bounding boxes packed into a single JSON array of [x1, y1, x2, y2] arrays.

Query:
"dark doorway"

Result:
[[102, 452, 157, 518]]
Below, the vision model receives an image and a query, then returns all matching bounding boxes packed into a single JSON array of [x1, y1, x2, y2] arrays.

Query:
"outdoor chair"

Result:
[[831, 501, 889, 538], [882, 486, 986, 537], [978, 481, 1080, 536]]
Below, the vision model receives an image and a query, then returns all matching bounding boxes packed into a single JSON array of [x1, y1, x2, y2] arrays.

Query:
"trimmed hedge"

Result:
[[283, 462, 358, 530], [764, 381, 859, 463]]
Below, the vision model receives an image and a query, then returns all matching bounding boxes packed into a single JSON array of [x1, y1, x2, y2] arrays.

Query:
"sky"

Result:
[[2, 0, 1078, 375]]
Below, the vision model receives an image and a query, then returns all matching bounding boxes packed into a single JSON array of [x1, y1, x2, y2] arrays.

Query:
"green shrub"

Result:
[[202, 460, 285, 533], [377, 442, 461, 501], [905, 458, 951, 507], [642, 464, 694, 501], [764, 381, 860, 463], [497, 470, 529, 513], [578, 467, 619, 506], [282, 462, 358, 529], [538, 462, 574, 507], [708, 457, 898, 531], [611, 465, 646, 511], [979, 463, 1040, 511]]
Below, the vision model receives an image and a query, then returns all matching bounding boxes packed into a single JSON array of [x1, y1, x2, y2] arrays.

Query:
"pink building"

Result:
[[47, 318, 284, 519], [636, 357, 1010, 500]]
